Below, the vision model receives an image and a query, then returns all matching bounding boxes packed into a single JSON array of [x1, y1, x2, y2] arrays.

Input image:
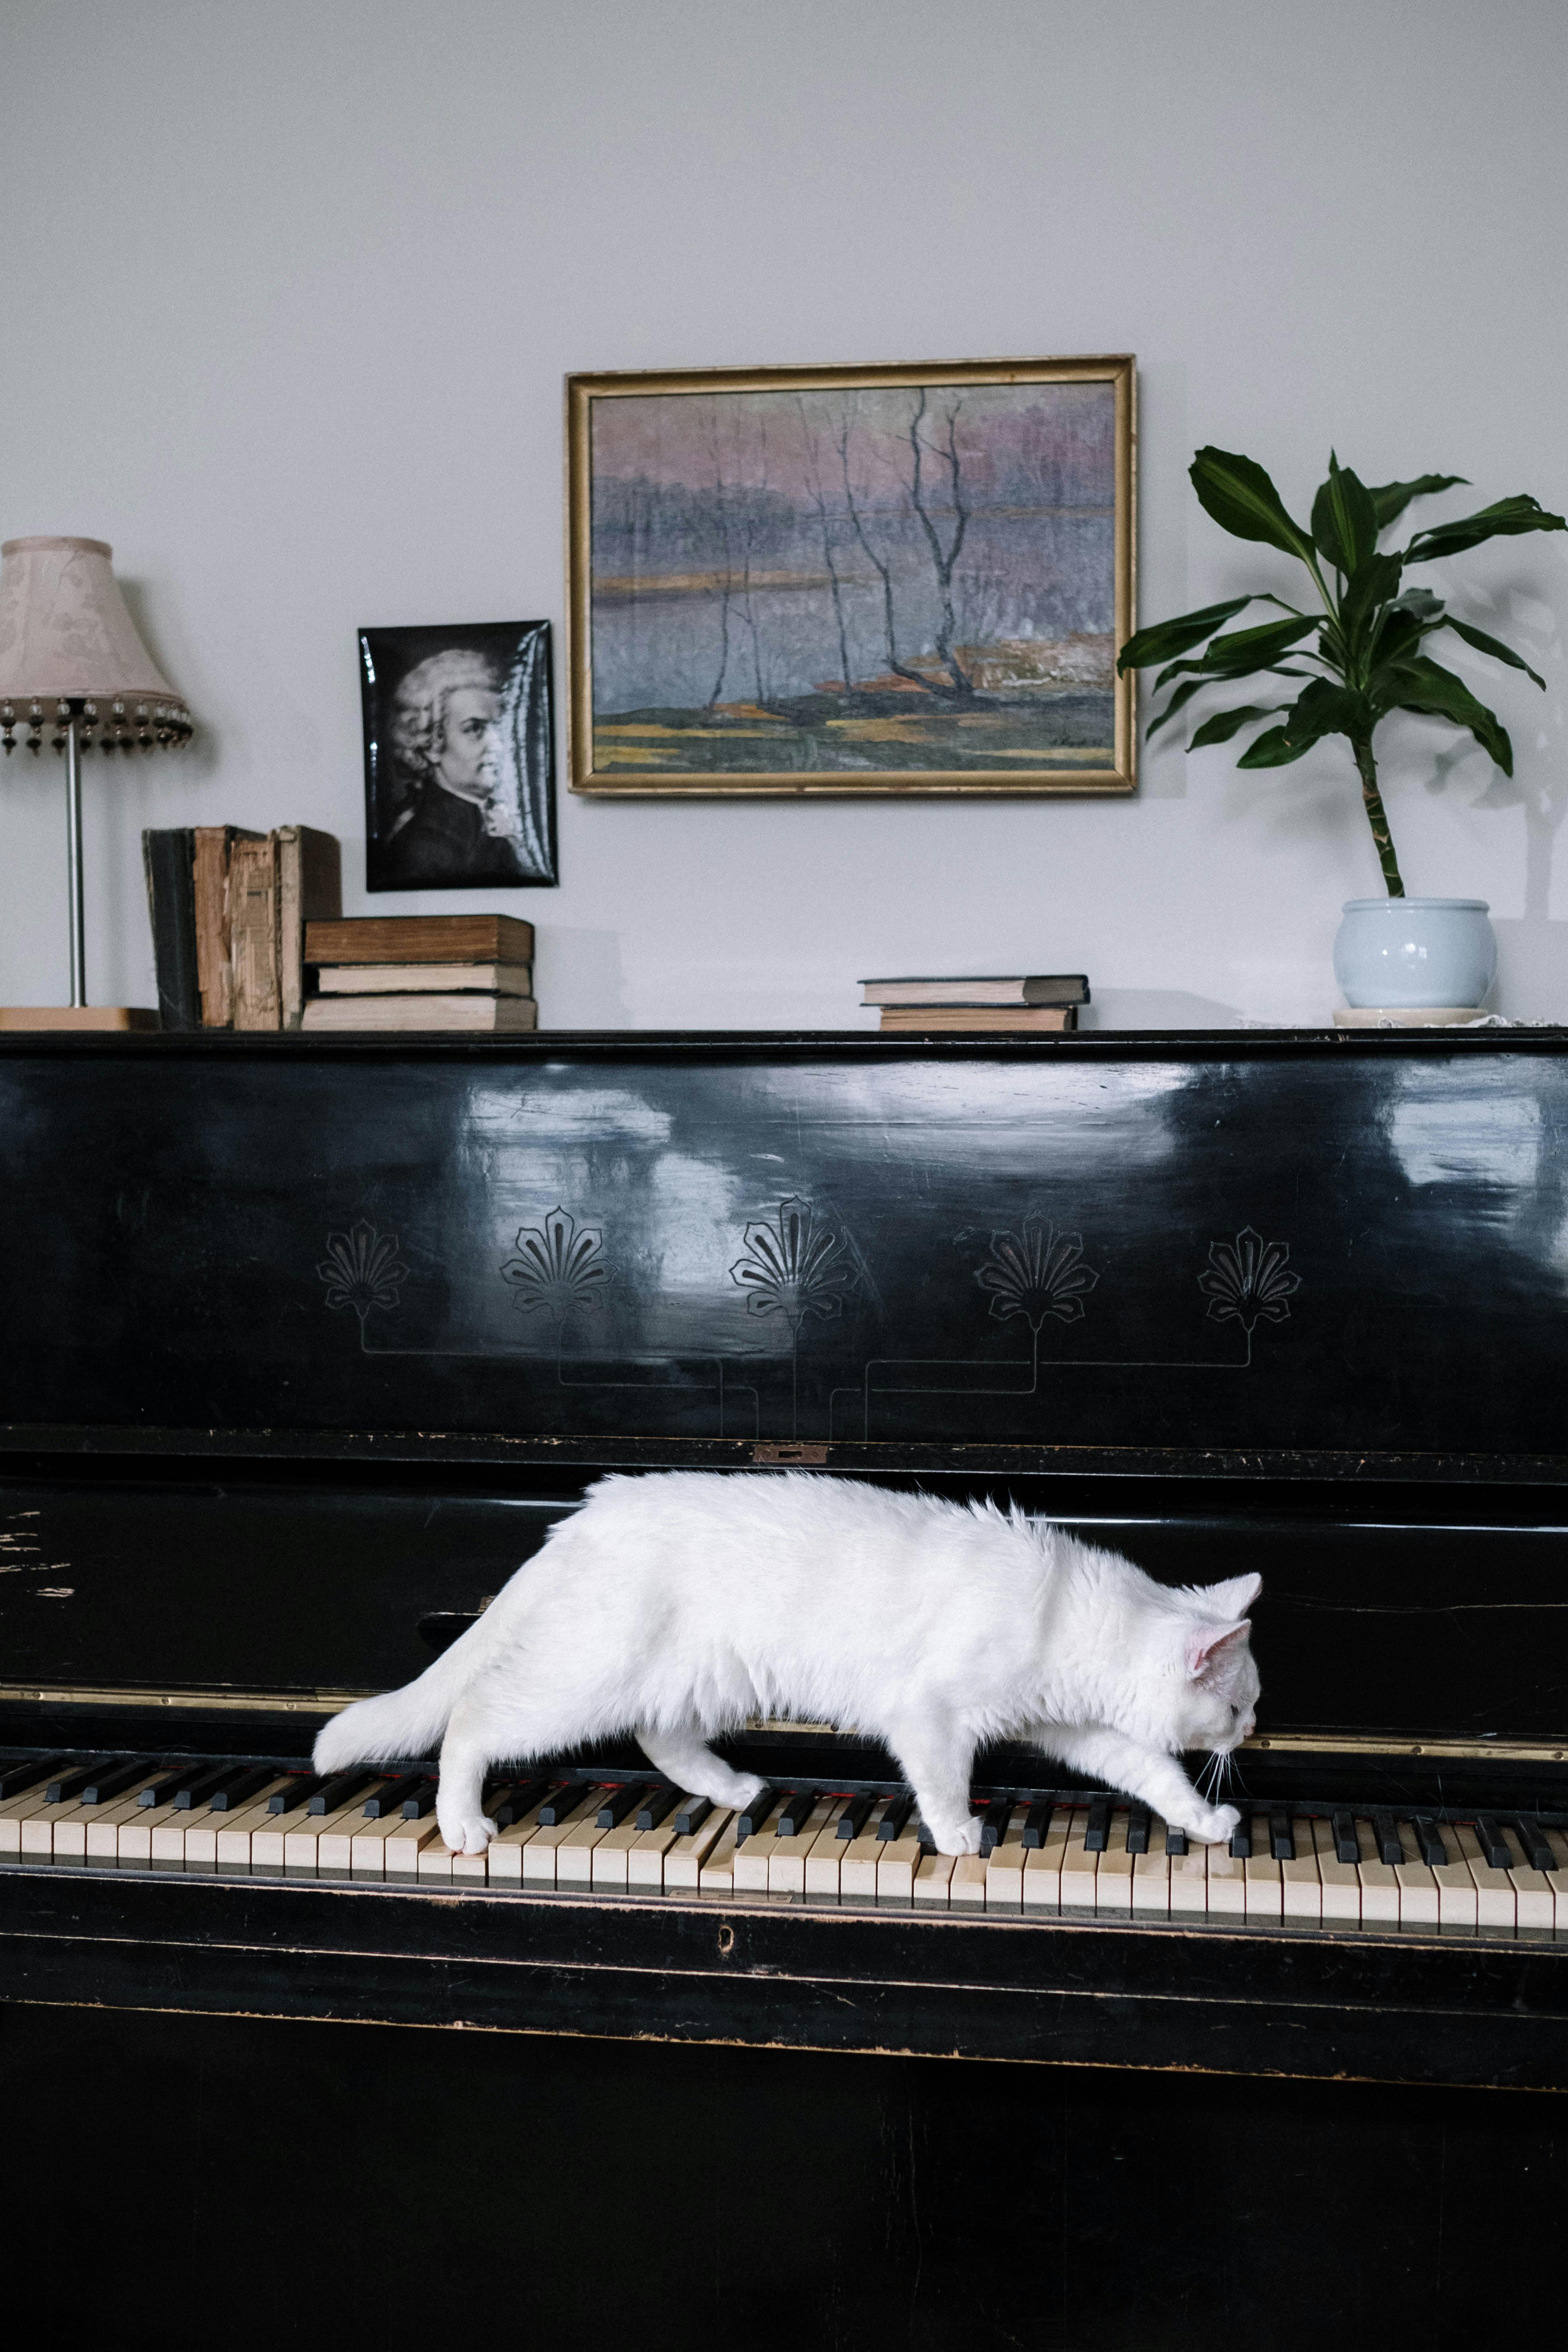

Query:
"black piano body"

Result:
[[4, 1027, 1567, 2346]]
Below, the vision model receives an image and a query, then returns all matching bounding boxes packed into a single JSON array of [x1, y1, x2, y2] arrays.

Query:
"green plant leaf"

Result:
[[1439, 616, 1547, 690], [1116, 595, 1255, 675], [1283, 678, 1367, 744], [1383, 655, 1515, 772], [1388, 586, 1444, 620], [1145, 678, 1210, 737], [1368, 608, 1430, 678], [1190, 447, 1315, 561], [1187, 704, 1289, 749], [1365, 473, 1467, 529], [1404, 494, 1567, 565], [1339, 551, 1404, 654], [1201, 615, 1321, 671], [1311, 455, 1379, 575], [1235, 725, 1314, 768]]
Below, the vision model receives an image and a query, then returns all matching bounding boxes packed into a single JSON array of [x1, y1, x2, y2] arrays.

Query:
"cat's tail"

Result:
[[312, 1619, 489, 1774]]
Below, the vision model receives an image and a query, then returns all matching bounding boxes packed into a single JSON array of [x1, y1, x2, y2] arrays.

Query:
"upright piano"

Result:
[[3, 1027, 1566, 2347]]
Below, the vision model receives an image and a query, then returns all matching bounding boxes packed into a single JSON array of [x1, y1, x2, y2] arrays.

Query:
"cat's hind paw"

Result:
[[438, 1809, 497, 1856]]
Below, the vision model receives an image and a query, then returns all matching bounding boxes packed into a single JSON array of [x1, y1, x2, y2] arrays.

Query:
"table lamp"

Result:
[[0, 534, 193, 1029]]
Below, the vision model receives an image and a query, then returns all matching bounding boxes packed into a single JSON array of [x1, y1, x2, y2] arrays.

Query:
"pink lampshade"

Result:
[[0, 535, 192, 752]]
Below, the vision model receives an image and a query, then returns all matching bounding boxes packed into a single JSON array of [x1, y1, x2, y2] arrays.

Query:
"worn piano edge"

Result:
[[0, 1688, 1558, 1765], [7, 1422, 1568, 1487], [3, 1860, 1568, 2090]]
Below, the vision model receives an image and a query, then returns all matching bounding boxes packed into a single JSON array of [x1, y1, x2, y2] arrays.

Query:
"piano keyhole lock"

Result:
[[716, 1923, 735, 1957]]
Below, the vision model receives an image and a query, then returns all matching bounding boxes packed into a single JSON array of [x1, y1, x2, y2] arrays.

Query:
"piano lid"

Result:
[[1, 1028, 1566, 1475]]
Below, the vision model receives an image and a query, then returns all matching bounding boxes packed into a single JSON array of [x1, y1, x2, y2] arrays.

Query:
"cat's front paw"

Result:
[[925, 1812, 983, 1857], [438, 1808, 497, 1856], [1190, 1803, 1241, 1846], [727, 1771, 766, 1810]]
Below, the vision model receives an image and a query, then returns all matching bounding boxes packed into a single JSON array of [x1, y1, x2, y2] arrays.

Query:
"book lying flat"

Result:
[[313, 961, 533, 997], [878, 1005, 1076, 1032], [301, 993, 539, 1033], [860, 974, 1089, 1007], [304, 914, 535, 966]]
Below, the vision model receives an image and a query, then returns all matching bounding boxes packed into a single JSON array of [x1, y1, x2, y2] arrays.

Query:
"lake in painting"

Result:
[[581, 373, 1126, 783]]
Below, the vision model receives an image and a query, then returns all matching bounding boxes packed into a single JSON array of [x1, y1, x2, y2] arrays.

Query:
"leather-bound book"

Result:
[[140, 828, 200, 1032], [192, 825, 263, 1027]]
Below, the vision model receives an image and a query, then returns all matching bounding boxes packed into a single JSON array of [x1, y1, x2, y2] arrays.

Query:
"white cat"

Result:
[[315, 1470, 1261, 1858]]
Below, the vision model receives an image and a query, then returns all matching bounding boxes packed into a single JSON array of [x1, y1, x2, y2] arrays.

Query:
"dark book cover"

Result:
[[141, 828, 200, 1032]]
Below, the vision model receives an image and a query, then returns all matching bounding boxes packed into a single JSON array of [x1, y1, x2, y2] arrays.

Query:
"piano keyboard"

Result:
[[4, 1756, 1567, 1936]]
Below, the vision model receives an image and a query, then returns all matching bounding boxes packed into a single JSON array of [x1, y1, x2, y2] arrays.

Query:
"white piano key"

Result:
[[983, 1803, 1028, 1909], [1500, 1824, 1554, 1932], [0, 1767, 76, 1853], [1280, 1818, 1322, 1922], [662, 1805, 735, 1891], [1393, 1821, 1439, 1928], [1429, 1824, 1479, 1930], [698, 1811, 745, 1893], [733, 1797, 791, 1893], [1453, 1822, 1515, 1932], [875, 1817, 925, 1903], [117, 1791, 191, 1864], [522, 1789, 600, 1884], [1167, 1836, 1209, 1917], [838, 1797, 895, 1900], [555, 1797, 614, 1885], [383, 1810, 448, 1874], [803, 1800, 854, 1897], [84, 1779, 168, 1859], [1244, 1818, 1283, 1921], [1094, 1812, 1135, 1915], [1312, 1818, 1361, 1924], [913, 1851, 955, 1906], [1205, 1835, 1247, 1920], [285, 1791, 377, 1872], [593, 1802, 663, 1888], [1131, 1820, 1171, 1916], [1542, 1826, 1568, 1928], [194, 1782, 295, 1869], [55, 1773, 171, 1862], [1058, 1808, 1097, 1910], [1023, 1811, 1070, 1910], [625, 1811, 684, 1889], [950, 1848, 989, 1907], [768, 1797, 839, 1895], [472, 1792, 551, 1883], [1354, 1820, 1399, 1925]]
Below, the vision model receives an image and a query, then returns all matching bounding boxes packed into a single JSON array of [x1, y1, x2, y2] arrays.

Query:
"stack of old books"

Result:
[[300, 914, 537, 1031], [859, 973, 1089, 1031], [142, 824, 342, 1031]]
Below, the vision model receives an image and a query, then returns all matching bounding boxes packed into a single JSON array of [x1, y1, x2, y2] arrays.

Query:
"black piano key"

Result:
[[400, 1782, 438, 1820], [1126, 1808, 1151, 1856], [537, 1785, 585, 1827], [776, 1790, 818, 1837], [495, 1779, 551, 1828], [1229, 1817, 1253, 1860], [45, 1757, 124, 1805], [835, 1794, 875, 1842], [1269, 1812, 1294, 1862], [78, 1757, 156, 1807], [267, 1775, 325, 1815], [596, 1785, 644, 1830], [175, 1765, 245, 1812], [1165, 1824, 1189, 1857], [1516, 1818, 1557, 1875], [1333, 1810, 1359, 1866], [0, 1756, 71, 1801], [737, 1789, 780, 1841], [361, 1774, 426, 1818], [1373, 1811, 1403, 1867], [1021, 1800, 1054, 1850], [309, 1771, 375, 1816], [876, 1793, 915, 1843], [633, 1786, 679, 1834], [1415, 1817, 1448, 1869], [673, 1795, 712, 1836], [1474, 1813, 1511, 1871], [1085, 1796, 1112, 1853], [143, 1764, 212, 1809], [209, 1767, 275, 1812], [979, 1795, 1013, 1855]]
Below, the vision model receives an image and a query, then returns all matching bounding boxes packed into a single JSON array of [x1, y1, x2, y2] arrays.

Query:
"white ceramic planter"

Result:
[[1333, 897, 1497, 1010]]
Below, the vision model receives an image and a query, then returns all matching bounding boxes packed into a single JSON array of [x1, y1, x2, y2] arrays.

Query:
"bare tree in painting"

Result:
[[835, 390, 976, 704], [795, 395, 855, 692], [699, 397, 738, 710]]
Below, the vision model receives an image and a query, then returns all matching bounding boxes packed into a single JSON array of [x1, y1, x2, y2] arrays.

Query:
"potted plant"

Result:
[[1118, 450, 1564, 1010]]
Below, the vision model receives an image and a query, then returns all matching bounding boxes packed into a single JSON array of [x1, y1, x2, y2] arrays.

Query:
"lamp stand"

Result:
[[0, 695, 157, 1032]]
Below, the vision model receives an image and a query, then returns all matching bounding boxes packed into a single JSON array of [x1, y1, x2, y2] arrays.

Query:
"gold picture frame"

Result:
[[567, 354, 1136, 798]]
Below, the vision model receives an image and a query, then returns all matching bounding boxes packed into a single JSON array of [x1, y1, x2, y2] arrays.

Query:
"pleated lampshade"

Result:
[[0, 536, 192, 753]]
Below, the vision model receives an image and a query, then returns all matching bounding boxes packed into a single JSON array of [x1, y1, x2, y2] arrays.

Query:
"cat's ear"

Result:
[[1203, 1572, 1261, 1619], [1183, 1622, 1251, 1681]]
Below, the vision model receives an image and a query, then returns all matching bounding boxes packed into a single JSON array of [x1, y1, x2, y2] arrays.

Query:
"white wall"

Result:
[[3, 0, 1564, 1027]]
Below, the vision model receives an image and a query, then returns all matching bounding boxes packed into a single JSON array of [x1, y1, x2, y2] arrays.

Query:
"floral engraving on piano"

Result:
[[730, 1198, 858, 1438], [316, 1222, 409, 1325], [1198, 1228, 1302, 1332], [975, 1221, 1099, 1329], [500, 1207, 612, 1323]]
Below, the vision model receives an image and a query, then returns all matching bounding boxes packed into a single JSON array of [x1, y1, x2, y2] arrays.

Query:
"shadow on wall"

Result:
[[1081, 989, 1244, 1030]]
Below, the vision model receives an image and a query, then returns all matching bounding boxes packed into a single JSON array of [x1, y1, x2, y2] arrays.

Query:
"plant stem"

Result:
[[1351, 735, 1404, 897]]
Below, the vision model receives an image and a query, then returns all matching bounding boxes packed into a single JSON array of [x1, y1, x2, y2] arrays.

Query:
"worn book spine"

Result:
[[301, 993, 538, 1033], [140, 828, 200, 1031], [303, 913, 535, 966], [313, 961, 532, 997], [877, 1005, 1077, 1032], [192, 825, 262, 1027], [229, 835, 282, 1030], [276, 826, 343, 1030]]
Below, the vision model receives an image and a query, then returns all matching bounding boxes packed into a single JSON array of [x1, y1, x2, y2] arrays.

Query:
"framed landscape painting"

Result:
[[567, 355, 1135, 797]]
